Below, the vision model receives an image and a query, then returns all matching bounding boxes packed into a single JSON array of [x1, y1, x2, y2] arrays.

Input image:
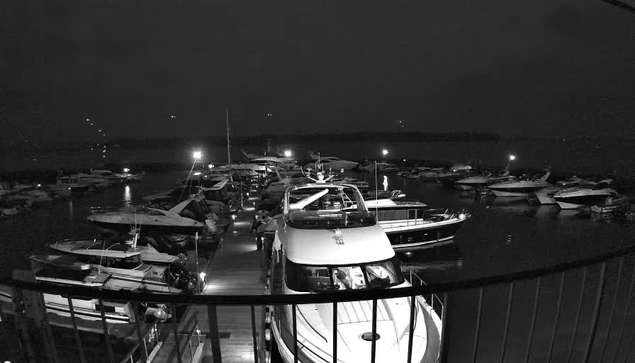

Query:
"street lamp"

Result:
[[284, 149, 292, 158], [382, 149, 389, 157], [193, 150, 202, 161], [509, 154, 516, 162]]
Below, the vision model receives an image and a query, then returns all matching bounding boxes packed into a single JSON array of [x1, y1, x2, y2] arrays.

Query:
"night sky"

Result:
[[2, 0, 635, 145]]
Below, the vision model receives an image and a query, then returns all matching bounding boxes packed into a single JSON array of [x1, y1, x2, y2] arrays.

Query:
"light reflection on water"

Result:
[[124, 185, 132, 207]]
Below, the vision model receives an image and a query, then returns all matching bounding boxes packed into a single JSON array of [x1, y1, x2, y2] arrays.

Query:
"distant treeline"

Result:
[[91, 131, 504, 150]]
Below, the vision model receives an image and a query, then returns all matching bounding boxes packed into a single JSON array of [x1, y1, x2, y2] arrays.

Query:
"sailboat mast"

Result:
[[226, 109, 231, 166]]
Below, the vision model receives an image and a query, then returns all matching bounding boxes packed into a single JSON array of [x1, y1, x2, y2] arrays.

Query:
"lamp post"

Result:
[[506, 154, 516, 170]]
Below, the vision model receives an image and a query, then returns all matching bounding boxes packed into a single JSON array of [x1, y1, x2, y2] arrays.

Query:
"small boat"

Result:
[[553, 178, 619, 210], [307, 152, 359, 170], [590, 195, 631, 214], [456, 170, 515, 191], [488, 171, 551, 197], [365, 198, 471, 250]]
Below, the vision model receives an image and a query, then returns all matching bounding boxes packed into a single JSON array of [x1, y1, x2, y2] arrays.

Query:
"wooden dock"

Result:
[[183, 204, 267, 363]]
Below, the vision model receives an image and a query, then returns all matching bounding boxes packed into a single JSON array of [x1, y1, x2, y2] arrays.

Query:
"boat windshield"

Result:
[[285, 258, 404, 292], [286, 186, 375, 229]]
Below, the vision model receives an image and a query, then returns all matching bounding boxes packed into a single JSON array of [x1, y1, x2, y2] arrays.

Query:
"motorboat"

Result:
[[307, 152, 359, 170], [42, 235, 198, 293], [590, 195, 631, 214], [55, 175, 91, 193], [87, 196, 211, 235], [553, 178, 619, 210], [356, 160, 400, 173], [455, 171, 515, 191], [269, 174, 442, 363], [488, 171, 551, 197], [555, 176, 584, 188], [365, 198, 470, 250]]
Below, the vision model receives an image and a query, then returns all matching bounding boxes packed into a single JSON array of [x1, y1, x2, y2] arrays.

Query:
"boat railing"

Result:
[[407, 269, 445, 317], [5, 243, 635, 362]]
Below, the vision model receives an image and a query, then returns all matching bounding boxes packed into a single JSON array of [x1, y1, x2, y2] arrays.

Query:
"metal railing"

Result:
[[3, 243, 635, 363]]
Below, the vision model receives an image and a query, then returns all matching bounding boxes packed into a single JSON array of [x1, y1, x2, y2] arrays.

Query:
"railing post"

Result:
[[582, 262, 608, 363], [499, 282, 515, 363], [439, 292, 450, 363], [523, 277, 541, 363], [171, 303, 183, 363], [598, 257, 624, 361], [251, 305, 259, 363], [472, 287, 484, 363], [407, 294, 416, 363], [546, 272, 566, 362], [611, 260, 635, 363], [67, 297, 87, 363], [566, 267, 588, 363], [292, 303, 298, 363], [371, 298, 378, 363], [12, 287, 38, 363], [132, 303, 148, 363], [332, 301, 338, 363], [207, 304, 223, 363], [98, 298, 116, 363]]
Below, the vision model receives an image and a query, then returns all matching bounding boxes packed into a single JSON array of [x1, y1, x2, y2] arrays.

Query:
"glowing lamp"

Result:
[[123, 168, 130, 173], [199, 272, 207, 281], [382, 149, 389, 156], [284, 149, 292, 158], [208, 164, 214, 169], [193, 151, 202, 161], [458, 213, 466, 220], [509, 154, 516, 161]]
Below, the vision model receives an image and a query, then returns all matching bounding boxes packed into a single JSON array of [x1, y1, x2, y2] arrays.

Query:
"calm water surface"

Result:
[[1, 171, 634, 362]]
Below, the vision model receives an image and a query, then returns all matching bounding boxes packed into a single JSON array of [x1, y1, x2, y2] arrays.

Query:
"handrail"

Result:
[[3, 242, 635, 305]]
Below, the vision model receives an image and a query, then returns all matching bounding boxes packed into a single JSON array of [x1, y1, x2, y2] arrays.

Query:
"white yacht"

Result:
[[87, 196, 211, 235], [307, 153, 359, 170], [365, 198, 470, 250], [553, 179, 619, 210], [269, 176, 442, 363], [488, 171, 551, 197], [456, 171, 515, 191]]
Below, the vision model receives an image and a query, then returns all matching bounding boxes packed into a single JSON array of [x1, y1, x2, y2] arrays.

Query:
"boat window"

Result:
[[416, 209, 424, 219], [285, 259, 404, 293], [286, 186, 375, 229], [408, 210, 416, 219]]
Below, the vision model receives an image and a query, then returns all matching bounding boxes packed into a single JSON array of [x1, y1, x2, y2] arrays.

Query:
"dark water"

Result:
[[1, 171, 635, 362]]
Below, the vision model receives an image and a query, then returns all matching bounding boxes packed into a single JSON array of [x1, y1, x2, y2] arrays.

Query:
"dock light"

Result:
[[458, 213, 466, 220], [123, 167, 130, 173], [36, 184, 41, 187], [284, 149, 292, 158], [208, 164, 214, 169], [382, 149, 389, 157], [199, 272, 206, 281], [509, 154, 516, 161], [193, 150, 202, 161]]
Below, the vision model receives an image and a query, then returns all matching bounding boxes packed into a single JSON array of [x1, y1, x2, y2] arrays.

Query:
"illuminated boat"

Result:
[[269, 175, 442, 363], [488, 171, 551, 197], [554, 179, 619, 210], [365, 198, 470, 250]]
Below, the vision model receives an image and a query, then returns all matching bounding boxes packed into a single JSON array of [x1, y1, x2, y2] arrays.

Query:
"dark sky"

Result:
[[2, 0, 635, 145]]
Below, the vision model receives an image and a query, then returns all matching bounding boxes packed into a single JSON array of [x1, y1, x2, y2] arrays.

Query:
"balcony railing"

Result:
[[3, 242, 635, 363]]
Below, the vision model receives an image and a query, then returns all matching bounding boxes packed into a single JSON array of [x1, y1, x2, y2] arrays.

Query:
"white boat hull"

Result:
[[491, 189, 531, 197]]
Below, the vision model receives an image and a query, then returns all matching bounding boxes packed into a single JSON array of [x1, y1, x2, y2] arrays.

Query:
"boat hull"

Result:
[[89, 220, 204, 235], [382, 220, 464, 250]]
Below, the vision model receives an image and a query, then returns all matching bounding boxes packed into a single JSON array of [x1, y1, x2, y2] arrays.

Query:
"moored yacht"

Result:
[[87, 196, 211, 235], [553, 178, 619, 210], [269, 176, 442, 363], [488, 171, 551, 197], [307, 152, 359, 170], [365, 198, 470, 250], [456, 170, 515, 191]]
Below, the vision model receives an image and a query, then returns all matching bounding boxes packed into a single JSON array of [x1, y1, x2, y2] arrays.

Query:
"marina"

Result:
[[1, 154, 635, 363]]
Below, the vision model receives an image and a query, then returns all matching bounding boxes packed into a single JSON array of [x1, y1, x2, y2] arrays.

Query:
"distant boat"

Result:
[[488, 171, 551, 197], [554, 179, 619, 210]]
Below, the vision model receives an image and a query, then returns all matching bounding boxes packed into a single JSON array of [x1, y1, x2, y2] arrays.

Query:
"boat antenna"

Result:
[[226, 108, 231, 166], [374, 160, 378, 216]]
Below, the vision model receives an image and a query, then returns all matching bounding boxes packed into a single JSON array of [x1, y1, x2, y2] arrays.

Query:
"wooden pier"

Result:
[[183, 204, 267, 363]]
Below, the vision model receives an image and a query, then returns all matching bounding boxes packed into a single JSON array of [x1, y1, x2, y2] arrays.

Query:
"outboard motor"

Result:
[[165, 263, 199, 293]]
